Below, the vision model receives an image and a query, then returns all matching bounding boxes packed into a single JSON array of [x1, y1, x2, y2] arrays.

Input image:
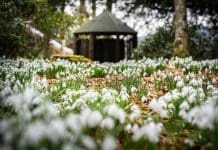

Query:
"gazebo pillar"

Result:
[[115, 35, 120, 62], [74, 34, 79, 54], [133, 33, 137, 48], [89, 33, 95, 59]]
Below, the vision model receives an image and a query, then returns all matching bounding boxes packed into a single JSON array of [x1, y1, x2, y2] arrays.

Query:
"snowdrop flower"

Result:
[[0, 86, 13, 98], [46, 119, 66, 143], [184, 138, 195, 147], [62, 82, 67, 88], [171, 89, 180, 100], [131, 104, 140, 112], [131, 87, 137, 94], [32, 103, 59, 117], [120, 92, 129, 101], [132, 122, 163, 143], [82, 90, 99, 102], [189, 79, 200, 87], [125, 124, 132, 133], [102, 90, 113, 102], [181, 86, 195, 97], [101, 117, 115, 130], [179, 109, 188, 119], [148, 99, 168, 118], [129, 112, 141, 121], [80, 108, 92, 126], [168, 103, 175, 110], [81, 136, 96, 150], [174, 76, 182, 82], [72, 98, 87, 109], [141, 96, 147, 103], [5, 87, 39, 113], [87, 111, 103, 128], [179, 101, 190, 111], [65, 114, 82, 135], [21, 121, 47, 146], [120, 86, 129, 101], [104, 104, 126, 123], [184, 101, 217, 129], [102, 135, 117, 150], [187, 93, 197, 103], [131, 124, 139, 133], [176, 80, 184, 88], [129, 105, 141, 121], [41, 77, 48, 88]]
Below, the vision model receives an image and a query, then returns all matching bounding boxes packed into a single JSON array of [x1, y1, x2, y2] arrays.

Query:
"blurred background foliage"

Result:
[[132, 25, 218, 60], [0, 0, 218, 59], [0, 0, 79, 58]]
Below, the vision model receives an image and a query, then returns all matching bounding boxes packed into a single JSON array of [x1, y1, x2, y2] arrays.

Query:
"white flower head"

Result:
[[87, 110, 103, 128], [102, 135, 117, 150], [104, 104, 126, 123], [131, 87, 137, 94], [81, 136, 96, 150], [132, 122, 163, 143], [101, 117, 115, 130]]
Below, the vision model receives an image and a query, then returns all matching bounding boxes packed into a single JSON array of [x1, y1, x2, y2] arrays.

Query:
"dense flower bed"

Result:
[[0, 57, 218, 149]]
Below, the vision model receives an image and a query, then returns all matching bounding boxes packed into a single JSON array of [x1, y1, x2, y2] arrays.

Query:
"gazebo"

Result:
[[74, 10, 137, 62]]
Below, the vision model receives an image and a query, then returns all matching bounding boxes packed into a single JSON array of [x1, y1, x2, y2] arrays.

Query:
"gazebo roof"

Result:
[[74, 10, 137, 35]]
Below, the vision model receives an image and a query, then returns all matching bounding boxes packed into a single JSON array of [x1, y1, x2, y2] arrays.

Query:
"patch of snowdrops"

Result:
[[0, 56, 218, 149]]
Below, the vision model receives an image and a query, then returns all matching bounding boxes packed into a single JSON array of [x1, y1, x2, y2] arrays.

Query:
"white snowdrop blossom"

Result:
[[46, 119, 66, 143], [65, 114, 82, 135], [87, 110, 103, 128], [102, 89, 113, 101], [32, 103, 59, 117], [21, 121, 47, 146], [81, 136, 96, 150], [120, 86, 129, 101], [182, 101, 218, 129], [132, 122, 163, 143], [148, 99, 168, 118], [81, 90, 99, 102], [102, 135, 117, 150], [101, 117, 115, 130], [129, 104, 141, 121], [5, 87, 39, 113], [125, 124, 132, 133], [131, 87, 137, 94], [179, 101, 190, 111], [141, 96, 147, 103], [40, 77, 48, 88], [184, 138, 195, 147], [176, 80, 184, 88], [104, 104, 126, 123]]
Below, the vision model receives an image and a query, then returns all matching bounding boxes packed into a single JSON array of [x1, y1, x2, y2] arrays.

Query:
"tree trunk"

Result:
[[173, 0, 189, 57], [92, 0, 96, 19], [106, 0, 112, 12], [79, 0, 86, 25]]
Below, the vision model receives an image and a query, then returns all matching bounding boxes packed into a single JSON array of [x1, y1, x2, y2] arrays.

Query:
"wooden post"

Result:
[[115, 34, 120, 62], [89, 33, 95, 59], [74, 34, 78, 54], [132, 33, 137, 48]]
